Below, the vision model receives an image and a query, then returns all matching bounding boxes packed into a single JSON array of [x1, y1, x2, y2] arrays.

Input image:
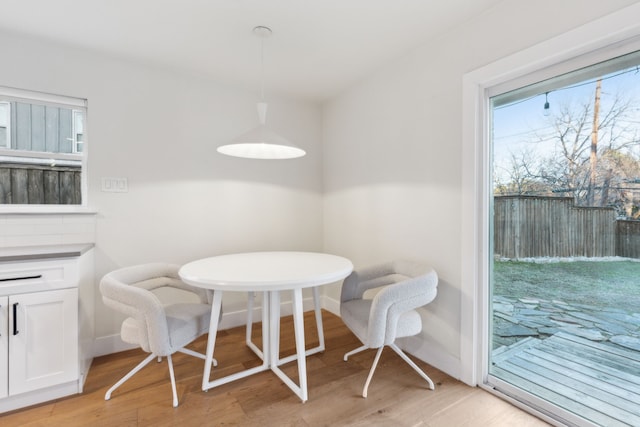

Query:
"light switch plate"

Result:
[[101, 177, 128, 193]]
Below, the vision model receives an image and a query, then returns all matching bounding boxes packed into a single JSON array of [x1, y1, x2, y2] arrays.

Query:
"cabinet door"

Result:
[[0, 296, 7, 399], [9, 288, 78, 395]]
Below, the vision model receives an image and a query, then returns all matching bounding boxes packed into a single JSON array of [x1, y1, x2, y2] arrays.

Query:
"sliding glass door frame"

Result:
[[461, 5, 640, 426]]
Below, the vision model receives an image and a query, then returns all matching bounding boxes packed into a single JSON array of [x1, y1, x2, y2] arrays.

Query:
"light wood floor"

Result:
[[1, 311, 549, 426]]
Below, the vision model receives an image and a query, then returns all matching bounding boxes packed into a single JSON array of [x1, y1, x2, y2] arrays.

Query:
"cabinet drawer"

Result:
[[0, 259, 78, 296]]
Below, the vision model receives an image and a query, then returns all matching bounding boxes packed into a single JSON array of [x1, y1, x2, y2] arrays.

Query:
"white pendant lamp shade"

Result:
[[217, 102, 306, 159], [218, 26, 306, 160]]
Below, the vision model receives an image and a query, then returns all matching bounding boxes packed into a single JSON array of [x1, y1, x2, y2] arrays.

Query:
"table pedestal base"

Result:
[[246, 287, 325, 364], [202, 288, 311, 402]]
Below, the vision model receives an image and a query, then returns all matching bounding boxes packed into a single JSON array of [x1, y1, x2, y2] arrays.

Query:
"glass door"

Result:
[[487, 50, 640, 426]]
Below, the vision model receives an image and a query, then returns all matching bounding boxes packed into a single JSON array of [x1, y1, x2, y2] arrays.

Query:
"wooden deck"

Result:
[[492, 331, 640, 426]]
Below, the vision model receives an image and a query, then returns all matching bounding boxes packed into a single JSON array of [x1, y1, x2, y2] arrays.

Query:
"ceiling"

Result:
[[0, 0, 503, 101]]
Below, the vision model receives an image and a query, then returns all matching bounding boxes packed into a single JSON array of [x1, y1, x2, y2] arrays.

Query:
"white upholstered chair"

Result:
[[100, 263, 218, 407], [340, 260, 438, 398]]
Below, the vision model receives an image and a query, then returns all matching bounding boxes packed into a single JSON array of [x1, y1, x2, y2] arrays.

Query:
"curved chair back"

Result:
[[100, 262, 216, 407], [340, 260, 438, 397], [100, 262, 209, 356], [341, 260, 438, 348]]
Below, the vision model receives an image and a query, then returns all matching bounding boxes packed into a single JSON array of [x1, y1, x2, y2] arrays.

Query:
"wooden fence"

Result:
[[494, 196, 619, 258], [616, 220, 640, 259], [0, 163, 81, 204]]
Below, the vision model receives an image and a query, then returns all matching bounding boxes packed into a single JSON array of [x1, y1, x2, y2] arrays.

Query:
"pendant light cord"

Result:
[[260, 35, 265, 101], [253, 25, 272, 102]]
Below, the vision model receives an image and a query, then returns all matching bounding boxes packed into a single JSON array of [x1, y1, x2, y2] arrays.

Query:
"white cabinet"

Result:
[[0, 296, 7, 400], [0, 246, 93, 413], [7, 288, 78, 396]]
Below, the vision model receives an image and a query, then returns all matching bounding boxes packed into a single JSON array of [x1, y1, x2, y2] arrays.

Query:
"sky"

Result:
[[492, 62, 640, 185]]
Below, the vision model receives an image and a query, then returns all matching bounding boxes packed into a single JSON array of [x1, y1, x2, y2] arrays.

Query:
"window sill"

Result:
[[0, 206, 97, 215]]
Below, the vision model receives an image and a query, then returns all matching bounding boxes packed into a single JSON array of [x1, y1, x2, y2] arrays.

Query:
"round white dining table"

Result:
[[179, 251, 353, 402]]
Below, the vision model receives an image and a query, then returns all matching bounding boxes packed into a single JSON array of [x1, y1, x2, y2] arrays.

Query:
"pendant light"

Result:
[[217, 26, 305, 160]]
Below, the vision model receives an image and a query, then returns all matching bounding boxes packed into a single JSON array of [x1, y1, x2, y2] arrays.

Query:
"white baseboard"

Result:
[[93, 334, 138, 357], [399, 335, 461, 381], [0, 381, 80, 414], [320, 294, 340, 316]]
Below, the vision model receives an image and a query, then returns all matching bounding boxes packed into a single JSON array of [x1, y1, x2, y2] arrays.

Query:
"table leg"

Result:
[[276, 287, 325, 365], [246, 291, 268, 360], [246, 291, 256, 351], [202, 290, 223, 391], [312, 286, 325, 352], [202, 289, 309, 401], [260, 291, 270, 368], [268, 289, 308, 402], [202, 291, 270, 391], [268, 290, 280, 368], [292, 288, 308, 402]]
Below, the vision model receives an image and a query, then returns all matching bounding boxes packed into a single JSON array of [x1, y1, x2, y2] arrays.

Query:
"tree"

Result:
[[499, 77, 640, 216], [597, 148, 640, 217], [494, 150, 552, 196]]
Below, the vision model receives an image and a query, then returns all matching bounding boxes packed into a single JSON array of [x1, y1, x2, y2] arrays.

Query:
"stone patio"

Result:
[[492, 295, 640, 352]]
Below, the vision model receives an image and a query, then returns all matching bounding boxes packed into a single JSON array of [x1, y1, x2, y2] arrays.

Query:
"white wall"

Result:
[[0, 31, 323, 353], [3, 0, 639, 366], [322, 0, 640, 380]]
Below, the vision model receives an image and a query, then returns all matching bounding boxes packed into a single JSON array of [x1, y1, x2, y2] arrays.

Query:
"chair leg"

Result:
[[105, 353, 156, 401], [177, 347, 218, 367], [167, 354, 179, 407], [389, 343, 435, 390], [362, 347, 384, 398], [105, 350, 201, 407], [344, 344, 368, 361]]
